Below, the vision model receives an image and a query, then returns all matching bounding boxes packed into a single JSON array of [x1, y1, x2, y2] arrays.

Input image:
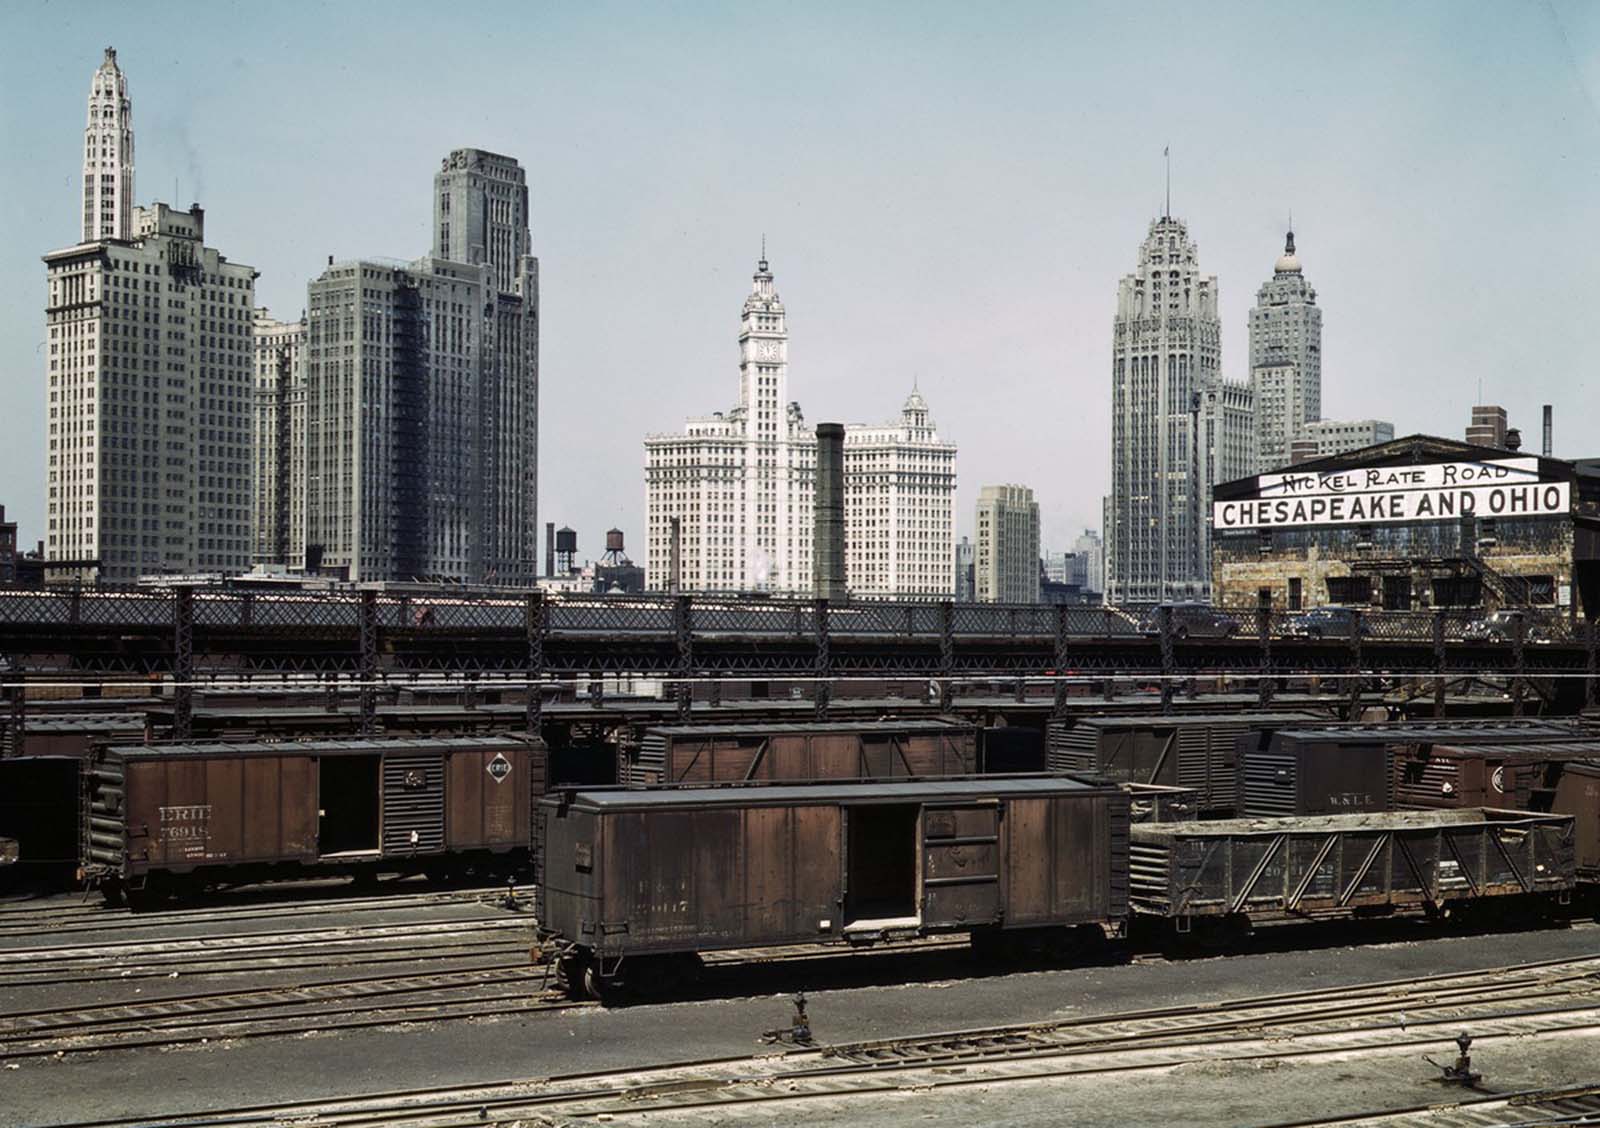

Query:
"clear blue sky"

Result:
[[2, 1, 1597, 565]]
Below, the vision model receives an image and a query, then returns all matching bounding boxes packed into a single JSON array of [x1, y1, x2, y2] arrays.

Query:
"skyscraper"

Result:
[[975, 485, 1039, 603], [1106, 215, 1252, 604], [82, 47, 134, 243], [844, 390, 957, 597], [1249, 228, 1322, 472], [46, 51, 254, 582], [252, 309, 306, 568], [433, 149, 540, 584], [1072, 528, 1104, 594], [46, 202, 256, 581], [293, 149, 539, 584]]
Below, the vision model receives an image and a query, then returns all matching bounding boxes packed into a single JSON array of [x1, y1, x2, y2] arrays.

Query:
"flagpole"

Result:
[[1164, 146, 1170, 219]]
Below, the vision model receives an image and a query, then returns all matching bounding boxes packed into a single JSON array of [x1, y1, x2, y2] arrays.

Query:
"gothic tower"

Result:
[[82, 47, 134, 243]]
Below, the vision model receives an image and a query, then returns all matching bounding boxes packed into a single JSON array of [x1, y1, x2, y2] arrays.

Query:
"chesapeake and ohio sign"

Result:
[[1214, 457, 1570, 531]]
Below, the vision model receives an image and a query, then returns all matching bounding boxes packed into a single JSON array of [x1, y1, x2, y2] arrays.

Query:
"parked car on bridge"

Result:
[[1463, 609, 1554, 644], [1283, 605, 1373, 640], [1137, 602, 1241, 640]]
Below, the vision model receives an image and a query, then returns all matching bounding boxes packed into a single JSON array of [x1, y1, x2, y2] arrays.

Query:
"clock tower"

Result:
[[738, 249, 788, 432]]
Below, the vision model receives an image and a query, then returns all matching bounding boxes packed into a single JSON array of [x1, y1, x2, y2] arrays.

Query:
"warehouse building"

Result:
[[1211, 434, 1600, 616]]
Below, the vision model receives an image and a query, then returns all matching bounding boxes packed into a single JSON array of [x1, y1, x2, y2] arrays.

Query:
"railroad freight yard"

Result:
[[4, 590, 1600, 1128]]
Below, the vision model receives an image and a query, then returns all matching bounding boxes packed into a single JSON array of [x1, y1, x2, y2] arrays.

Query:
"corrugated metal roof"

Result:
[[553, 775, 1107, 809]]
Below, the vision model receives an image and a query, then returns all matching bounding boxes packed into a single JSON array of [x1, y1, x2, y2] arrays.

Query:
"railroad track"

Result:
[[0, 916, 535, 985], [43, 953, 1600, 1127], [0, 963, 585, 1060], [0, 885, 519, 938], [1270, 1084, 1600, 1127]]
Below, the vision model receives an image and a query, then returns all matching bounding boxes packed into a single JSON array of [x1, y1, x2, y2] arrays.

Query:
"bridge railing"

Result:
[[0, 584, 1584, 647]]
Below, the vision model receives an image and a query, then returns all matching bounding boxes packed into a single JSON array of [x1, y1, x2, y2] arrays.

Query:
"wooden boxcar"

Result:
[[1129, 808, 1575, 925], [1046, 713, 1319, 813], [537, 775, 1129, 999], [622, 720, 979, 787], [84, 736, 541, 901]]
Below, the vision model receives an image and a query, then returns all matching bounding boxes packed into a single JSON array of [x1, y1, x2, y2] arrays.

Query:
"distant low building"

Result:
[[954, 536, 974, 602], [1467, 404, 1509, 449], [1288, 419, 1396, 466], [976, 485, 1040, 603]]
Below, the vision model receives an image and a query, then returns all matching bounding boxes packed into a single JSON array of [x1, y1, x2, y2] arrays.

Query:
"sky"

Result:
[[2, 1, 1597, 567]]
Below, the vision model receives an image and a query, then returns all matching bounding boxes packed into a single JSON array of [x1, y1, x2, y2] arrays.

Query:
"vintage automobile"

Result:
[[1283, 605, 1373, 640], [1137, 602, 1241, 640]]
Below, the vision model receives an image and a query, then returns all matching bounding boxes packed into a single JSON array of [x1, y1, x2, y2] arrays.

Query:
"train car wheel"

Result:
[[99, 879, 125, 908]]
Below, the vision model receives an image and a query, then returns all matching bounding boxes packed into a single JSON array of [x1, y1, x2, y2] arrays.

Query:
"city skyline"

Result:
[[3, 2, 1598, 568]]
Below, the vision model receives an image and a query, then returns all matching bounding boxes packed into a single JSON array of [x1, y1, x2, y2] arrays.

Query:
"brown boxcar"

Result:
[[84, 736, 539, 901], [1233, 721, 1588, 818], [1046, 713, 1319, 813], [1391, 740, 1600, 881], [623, 720, 979, 787], [537, 775, 1129, 999], [1129, 808, 1575, 923]]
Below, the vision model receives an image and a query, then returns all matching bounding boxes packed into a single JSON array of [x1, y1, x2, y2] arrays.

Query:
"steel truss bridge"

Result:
[[0, 586, 1595, 735]]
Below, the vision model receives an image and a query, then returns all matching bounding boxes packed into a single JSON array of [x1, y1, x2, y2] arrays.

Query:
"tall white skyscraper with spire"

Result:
[[47, 49, 255, 582], [1249, 227, 1322, 473], [646, 251, 815, 592], [82, 47, 134, 243], [645, 251, 956, 596], [1105, 213, 1253, 604]]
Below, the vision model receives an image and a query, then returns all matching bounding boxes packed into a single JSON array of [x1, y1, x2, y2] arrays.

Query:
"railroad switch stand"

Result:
[[762, 993, 814, 1046], [1427, 1031, 1483, 1087]]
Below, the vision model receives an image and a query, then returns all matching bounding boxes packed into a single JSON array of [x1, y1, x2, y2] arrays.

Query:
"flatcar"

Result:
[[622, 720, 980, 787], [1046, 712, 1320, 813], [84, 735, 543, 904], [537, 775, 1130, 1000]]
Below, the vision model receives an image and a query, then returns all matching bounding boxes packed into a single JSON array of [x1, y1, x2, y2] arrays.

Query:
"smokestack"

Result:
[[1543, 404, 1553, 458], [545, 522, 554, 579], [813, 423, 847, 600], [669, 517, 682, 595]]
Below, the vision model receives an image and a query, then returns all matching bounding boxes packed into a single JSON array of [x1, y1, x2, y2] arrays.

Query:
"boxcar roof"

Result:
[[1273, 721, 1580, 744], [642, 720, 972, 737], [1428, 741, 1600, 759], [1059, 712, 1320, 731], [24, 715, 145, 731], [1132, 808, 1564, 838], [105, 735, 531, 759], [552, 775, 1107, 810]]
